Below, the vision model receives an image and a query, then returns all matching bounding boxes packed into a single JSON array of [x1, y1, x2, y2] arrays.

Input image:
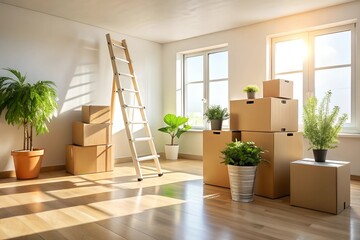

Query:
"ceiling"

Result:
[[0, 0, 355, 43]]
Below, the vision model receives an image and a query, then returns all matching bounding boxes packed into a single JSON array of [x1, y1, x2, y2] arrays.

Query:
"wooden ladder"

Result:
[[106, 34, 163, 181]]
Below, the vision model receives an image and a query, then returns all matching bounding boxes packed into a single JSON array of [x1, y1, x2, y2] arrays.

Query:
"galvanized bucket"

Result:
[[227, 165, 257, 202]]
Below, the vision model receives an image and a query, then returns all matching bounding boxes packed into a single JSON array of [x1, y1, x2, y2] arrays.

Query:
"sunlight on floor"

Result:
[[0, 162, 196, 239]]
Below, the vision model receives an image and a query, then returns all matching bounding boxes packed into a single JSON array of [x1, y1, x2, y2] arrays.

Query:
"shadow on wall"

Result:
[[0, 39, 102, 171], [38, 39, 101, 167]]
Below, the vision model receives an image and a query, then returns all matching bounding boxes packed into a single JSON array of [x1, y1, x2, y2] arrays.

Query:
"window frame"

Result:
[[270, 23, 356, 132], [179, 47, 229, 130]]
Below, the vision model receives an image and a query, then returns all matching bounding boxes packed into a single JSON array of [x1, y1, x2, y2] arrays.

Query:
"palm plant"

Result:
[[0, 68, 57, 151]]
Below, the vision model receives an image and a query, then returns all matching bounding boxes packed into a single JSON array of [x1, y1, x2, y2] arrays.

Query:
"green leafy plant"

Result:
[[0, 68, 57, 151], [158, 114, 191, 145], [204, 105, 229, 121], [221, 140, 264, 166], [243, 85, 259, 93], [303, 90, 348, 150]]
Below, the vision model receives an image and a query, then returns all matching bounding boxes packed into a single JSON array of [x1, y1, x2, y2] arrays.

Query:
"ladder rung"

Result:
[[113, 57, 129, 63], [120, 88, 138, 93], [131, 137, 152, 142], [118, 72, 134, 78], [123, 104, 145, 109], [127, 121, 147, 124], [112, 42, 126, 49], [137, 155, 160, 162]]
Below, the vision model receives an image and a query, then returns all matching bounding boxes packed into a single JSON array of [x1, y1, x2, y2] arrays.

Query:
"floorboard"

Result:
[[0, 159, 357, 240]]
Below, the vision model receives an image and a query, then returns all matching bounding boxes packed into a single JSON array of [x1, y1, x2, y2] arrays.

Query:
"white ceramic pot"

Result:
[[165, 144, 179, 160]]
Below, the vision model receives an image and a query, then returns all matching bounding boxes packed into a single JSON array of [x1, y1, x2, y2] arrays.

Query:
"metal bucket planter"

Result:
[[227, 165, 257, 202]]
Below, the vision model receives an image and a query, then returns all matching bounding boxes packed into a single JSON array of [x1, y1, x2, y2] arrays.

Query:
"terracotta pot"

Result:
[[11, 148, 44, 179]]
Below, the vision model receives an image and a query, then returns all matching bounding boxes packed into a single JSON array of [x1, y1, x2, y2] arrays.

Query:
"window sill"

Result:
[[338, 133, 360, 138], [187, 127, 231, 133], [186, 129, 360, 138]]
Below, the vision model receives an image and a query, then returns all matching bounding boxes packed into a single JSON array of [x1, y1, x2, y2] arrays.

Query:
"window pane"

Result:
[[275, 39, 304, 73], [209, 81, 228, 107], [209, 80, 229, 128], [186, 55, 203, 83], [275, 73, 303, 123], [315, 67, 351, 121], [209, 51, 228, 80], [186, 83, 204, 127], [315, 31, 351, 68]]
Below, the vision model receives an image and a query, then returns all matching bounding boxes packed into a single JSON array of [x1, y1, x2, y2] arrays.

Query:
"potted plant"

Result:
[[221, 140, 263, 202], [243, 85, 259, 99], [204, 105, 229, 130], [0, 68, 57, 179], [158, 114, 191, 160], [303, 90, 347, 162]]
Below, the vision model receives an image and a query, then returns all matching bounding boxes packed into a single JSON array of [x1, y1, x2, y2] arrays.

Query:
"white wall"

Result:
[[162, 2, 360, 175], [0, 4, 163, 171]]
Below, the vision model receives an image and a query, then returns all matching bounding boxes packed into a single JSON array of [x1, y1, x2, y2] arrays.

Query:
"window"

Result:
[[271, 24, 355, 130], [177, 48, 229, 129]]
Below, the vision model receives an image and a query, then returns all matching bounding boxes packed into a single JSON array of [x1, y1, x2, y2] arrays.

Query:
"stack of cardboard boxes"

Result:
[[230, 79, 303, 198], [66, 105, 114, 175], [203, 79, 303, 199]]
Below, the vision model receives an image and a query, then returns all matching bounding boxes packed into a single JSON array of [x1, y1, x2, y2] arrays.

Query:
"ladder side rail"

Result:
[[106, 34, 163, 180], [122, 40, 162, 174], [106, 35, 143, 179], [122, 40, 153, 138]]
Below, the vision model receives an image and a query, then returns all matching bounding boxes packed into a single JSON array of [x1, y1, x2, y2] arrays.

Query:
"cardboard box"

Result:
[[72, 122, 111, 146], [263, 79, 293, 99], [66, 144, 114, 175], [230, 98, 298, 132], [241, 131, 303, 198], [203, 130, 241, 188], [82, 105, 111, 124], [290, 159, 350, 214]]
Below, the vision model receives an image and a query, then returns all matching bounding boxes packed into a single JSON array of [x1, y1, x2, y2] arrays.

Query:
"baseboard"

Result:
[[40, 165, 66, 173], [0, 165, 66, 179], [351, 175, 360, 181], [115, 157, 132, 163], [115, 153, 203, 163], [0, 170, 16, 178], [178, 153, 203, 160]]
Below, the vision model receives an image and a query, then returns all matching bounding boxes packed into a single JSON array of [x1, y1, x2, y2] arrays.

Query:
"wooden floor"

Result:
[[0, 159, 358, 240]]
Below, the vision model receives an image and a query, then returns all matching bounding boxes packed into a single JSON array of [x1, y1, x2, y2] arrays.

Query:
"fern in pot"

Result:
[[243, 85, 259, 99], [303, 90, 347, 162], [0, 68, 57, 179], [203, 105, 229, 130]]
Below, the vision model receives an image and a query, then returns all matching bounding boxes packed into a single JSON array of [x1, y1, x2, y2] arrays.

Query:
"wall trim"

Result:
[[0, 165, 66, 179], [115, 153, 203, 163], [178, 153, 203, 160], [351, 175, 360, 181]]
